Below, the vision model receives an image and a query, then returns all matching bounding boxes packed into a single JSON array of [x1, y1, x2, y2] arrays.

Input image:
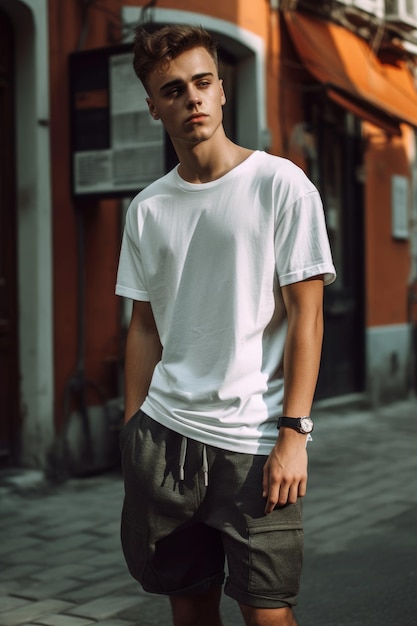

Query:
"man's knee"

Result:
[[170, 586, 223, 626], [239, 603, 297, 626]]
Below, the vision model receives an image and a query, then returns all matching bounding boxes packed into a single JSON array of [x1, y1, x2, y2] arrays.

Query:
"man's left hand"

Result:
[[262, 429, 308, 514]]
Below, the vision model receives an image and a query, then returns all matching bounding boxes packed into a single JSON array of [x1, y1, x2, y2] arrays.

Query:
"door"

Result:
[[307, 97, 365, 399], [0, 9, 20, 464]]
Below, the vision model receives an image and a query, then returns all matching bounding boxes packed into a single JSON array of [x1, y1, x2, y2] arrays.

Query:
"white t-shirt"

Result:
[[116, 150, 336, 454]]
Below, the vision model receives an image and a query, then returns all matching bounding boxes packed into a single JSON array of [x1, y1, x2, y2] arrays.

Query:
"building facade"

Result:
[[1, 0, 417, 469]]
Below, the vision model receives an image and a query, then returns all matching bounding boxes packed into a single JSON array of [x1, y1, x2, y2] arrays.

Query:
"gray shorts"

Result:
[[120, 410, 303, 609]]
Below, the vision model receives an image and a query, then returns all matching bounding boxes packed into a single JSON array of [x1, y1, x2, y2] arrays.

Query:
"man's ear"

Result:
[[219, 79, 226, 106], [146, 97, 160, 120]]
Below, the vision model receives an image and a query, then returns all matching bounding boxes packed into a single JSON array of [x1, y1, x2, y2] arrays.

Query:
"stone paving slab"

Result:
[[67, 596, 143, 621], [0, 599, 30, 614], [0, 397, 416, 625], [0, 600, 75, 626], [11, 579, 82, 602], [31, 616, 94, 626]]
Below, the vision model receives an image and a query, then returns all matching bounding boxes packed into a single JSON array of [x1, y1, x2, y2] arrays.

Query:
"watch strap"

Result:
[[277, 416, 313, 434]]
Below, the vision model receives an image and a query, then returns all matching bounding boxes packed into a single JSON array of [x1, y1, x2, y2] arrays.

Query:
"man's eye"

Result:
[[165, 87, 181, 97], [198, 81, 210, 88]]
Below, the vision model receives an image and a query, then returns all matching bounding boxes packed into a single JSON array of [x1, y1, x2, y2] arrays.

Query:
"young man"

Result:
[[116, 24, 336, 626]]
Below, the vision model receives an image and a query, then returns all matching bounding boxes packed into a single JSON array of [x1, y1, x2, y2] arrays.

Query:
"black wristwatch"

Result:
[[277, 416, 314, 435]]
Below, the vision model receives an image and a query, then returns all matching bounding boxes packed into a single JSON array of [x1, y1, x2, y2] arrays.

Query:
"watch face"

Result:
[[300, 417, 313, 433]]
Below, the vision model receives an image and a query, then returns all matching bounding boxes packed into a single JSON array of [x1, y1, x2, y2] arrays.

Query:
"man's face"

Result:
[[145, 46, 226, 148]]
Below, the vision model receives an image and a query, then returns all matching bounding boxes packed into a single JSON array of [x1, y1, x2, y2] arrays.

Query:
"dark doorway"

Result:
[[0, 9, 20, 464], [307, 97, 365, 399]]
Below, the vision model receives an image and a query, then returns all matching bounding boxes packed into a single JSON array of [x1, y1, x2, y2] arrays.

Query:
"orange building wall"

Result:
[[275, 13, 308, 165], [49, 0, 123, 429], [122, 0, 264, 36], [364, 123, 412, 328]]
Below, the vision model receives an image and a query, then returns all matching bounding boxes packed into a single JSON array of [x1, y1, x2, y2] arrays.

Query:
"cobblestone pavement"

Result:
[[0, 397, 416, 626]]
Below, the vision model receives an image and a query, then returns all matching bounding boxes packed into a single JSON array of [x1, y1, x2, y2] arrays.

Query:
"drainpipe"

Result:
[[408, 131, 417, 394]]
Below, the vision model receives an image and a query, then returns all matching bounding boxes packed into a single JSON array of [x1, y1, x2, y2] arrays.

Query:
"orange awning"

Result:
[[284, 11, 417, 132]]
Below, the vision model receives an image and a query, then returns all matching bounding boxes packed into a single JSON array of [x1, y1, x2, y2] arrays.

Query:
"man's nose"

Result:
[[186, 86, 202, 107]]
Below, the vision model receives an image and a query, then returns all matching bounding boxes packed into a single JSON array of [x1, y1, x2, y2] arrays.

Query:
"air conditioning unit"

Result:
[[385, 0, 417, 29], [336, 0, 385, 18]]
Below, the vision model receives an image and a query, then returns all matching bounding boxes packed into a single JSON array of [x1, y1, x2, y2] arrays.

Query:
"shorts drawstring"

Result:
[[179, 436, 187, 481], [179, 436, 209, 486], [202, 444, 209, 487]]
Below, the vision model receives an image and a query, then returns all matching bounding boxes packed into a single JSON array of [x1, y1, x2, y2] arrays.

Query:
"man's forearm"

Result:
[[281, 309, 323, 418], [280, 277, 324, 419], [124, 318, 162, 422]]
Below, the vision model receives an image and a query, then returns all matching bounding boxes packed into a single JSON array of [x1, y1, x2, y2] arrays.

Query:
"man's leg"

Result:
[[239, 603, 298, 626], [170, 585, 224, 626]]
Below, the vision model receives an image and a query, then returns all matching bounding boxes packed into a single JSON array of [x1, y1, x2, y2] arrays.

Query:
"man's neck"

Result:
[[176, 137, 254, 184]]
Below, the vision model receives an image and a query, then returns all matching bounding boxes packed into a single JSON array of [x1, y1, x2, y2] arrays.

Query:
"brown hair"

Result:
[[133, 24, 218, 92]]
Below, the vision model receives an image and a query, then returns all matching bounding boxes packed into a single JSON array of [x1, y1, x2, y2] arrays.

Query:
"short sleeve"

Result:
[[115, 201, 150, 301], [275, 190, 336, 287]]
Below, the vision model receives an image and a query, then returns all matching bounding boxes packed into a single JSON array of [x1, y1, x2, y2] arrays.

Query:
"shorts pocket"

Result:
[[119, 408, 143, 449], [246, 507, 303, 595]]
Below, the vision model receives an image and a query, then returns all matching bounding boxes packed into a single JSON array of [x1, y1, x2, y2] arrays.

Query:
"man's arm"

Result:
[[124, 300, 162, 423], [262, 275, 324, 514]]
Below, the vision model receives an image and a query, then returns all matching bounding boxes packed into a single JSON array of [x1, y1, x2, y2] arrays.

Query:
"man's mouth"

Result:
[[185, 113, 208, 123]]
